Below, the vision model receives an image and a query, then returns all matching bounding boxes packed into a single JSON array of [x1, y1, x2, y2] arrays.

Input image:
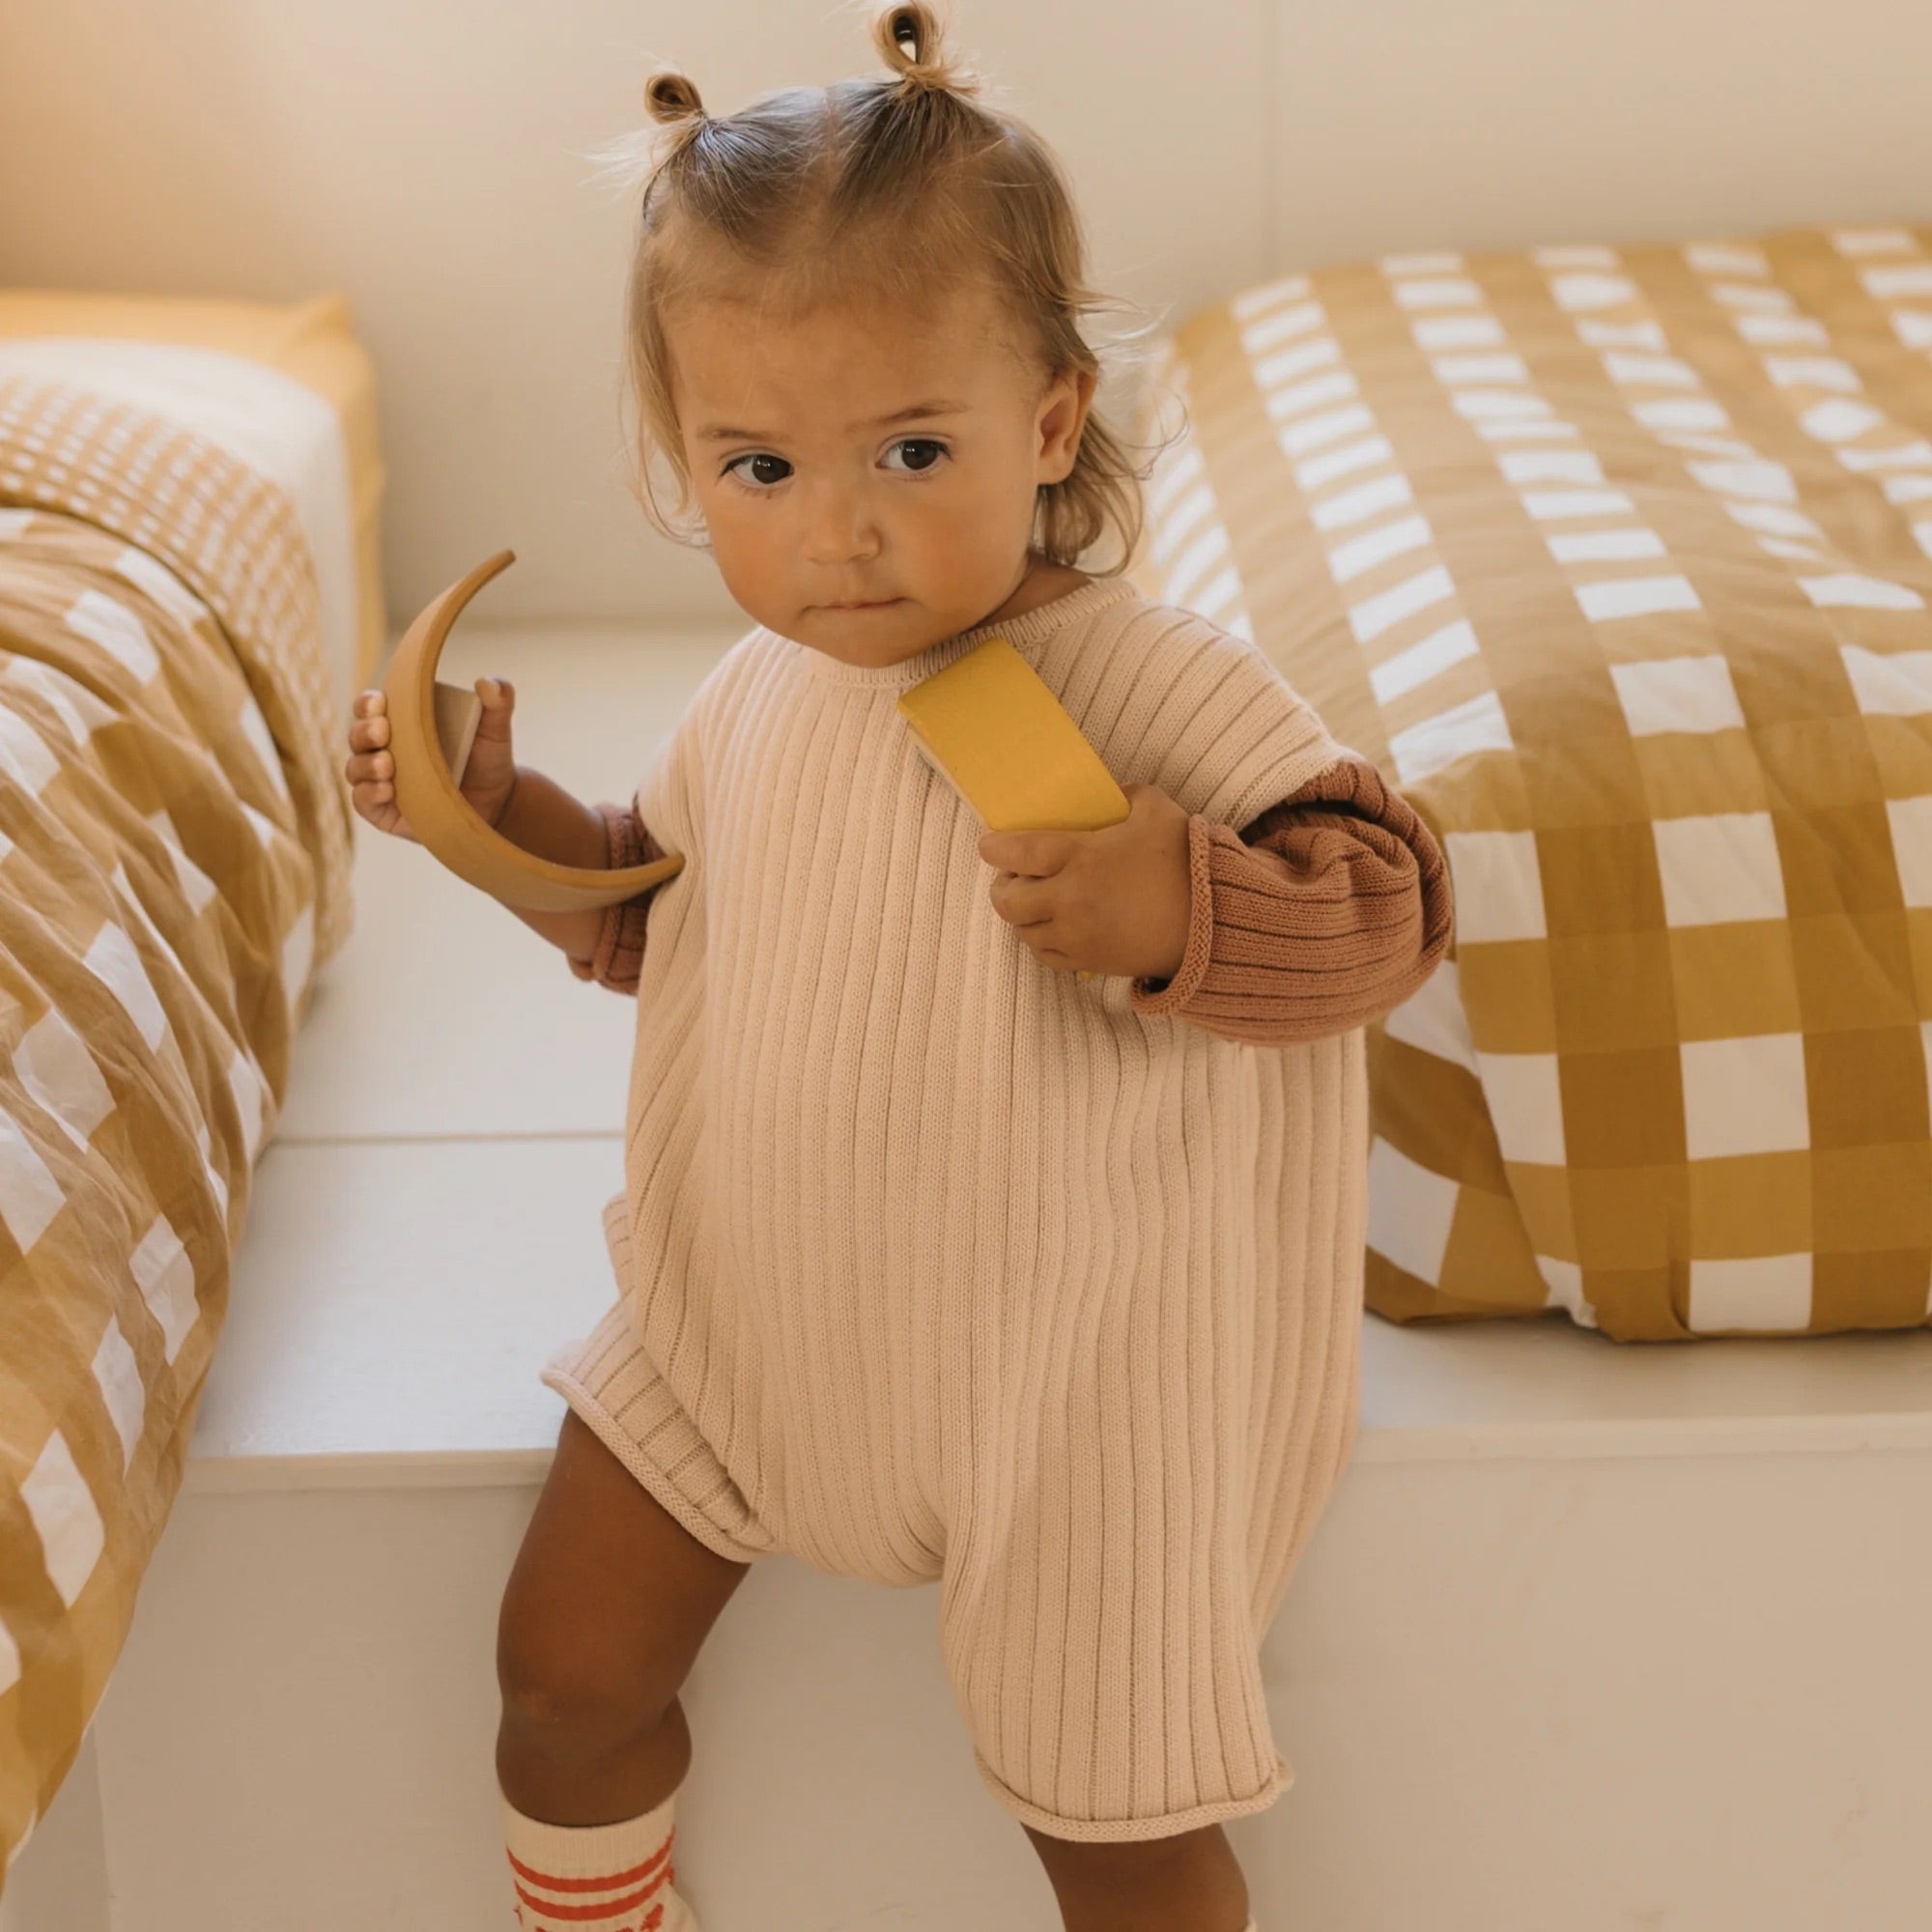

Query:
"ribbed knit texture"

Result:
[[1133, 754, 1452, 1038], [545, 575, 1410, 1841], [569, 663, 1453, 1042]]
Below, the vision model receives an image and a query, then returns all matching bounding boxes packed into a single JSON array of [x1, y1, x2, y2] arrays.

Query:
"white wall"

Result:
[[2, 0, 1927, 631]]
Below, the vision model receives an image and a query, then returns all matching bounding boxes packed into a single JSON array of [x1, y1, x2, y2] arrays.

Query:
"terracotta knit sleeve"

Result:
[[1126, 752, 1454, 1044], [565, 798, 673, 996]]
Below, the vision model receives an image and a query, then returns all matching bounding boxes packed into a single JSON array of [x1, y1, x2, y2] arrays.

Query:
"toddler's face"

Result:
[[667, 278, 1095, 669]]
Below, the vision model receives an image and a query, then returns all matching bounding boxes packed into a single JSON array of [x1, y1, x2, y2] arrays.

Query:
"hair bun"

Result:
[[642, 70, 706, 127], [873, 1, 976, 98]]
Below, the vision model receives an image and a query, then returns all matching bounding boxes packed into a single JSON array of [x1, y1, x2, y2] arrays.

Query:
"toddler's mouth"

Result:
[[819, 598, 902, 611]]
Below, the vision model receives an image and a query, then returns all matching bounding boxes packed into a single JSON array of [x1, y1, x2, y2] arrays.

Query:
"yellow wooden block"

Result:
[[897, 637, 1129, 982], [895, 637, 1129, 833]]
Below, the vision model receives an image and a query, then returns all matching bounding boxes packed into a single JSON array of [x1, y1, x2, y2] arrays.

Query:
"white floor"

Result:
[[11, 619, 1932, 1930]]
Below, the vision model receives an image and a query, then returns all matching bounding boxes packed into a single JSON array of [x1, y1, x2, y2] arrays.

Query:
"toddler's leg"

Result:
[[1023, 1821, 1253, 1932], [497, 1406, 753, 1929]]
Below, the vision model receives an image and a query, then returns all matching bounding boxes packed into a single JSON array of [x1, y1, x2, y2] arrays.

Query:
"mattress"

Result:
[[0, 290, 386, 724]]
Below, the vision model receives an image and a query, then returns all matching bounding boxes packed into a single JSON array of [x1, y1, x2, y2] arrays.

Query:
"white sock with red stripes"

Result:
[[499, 1783, 696, 1931]]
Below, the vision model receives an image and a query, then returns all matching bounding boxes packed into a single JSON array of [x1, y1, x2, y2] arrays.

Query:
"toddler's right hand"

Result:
[[345, 677, 520, 845]]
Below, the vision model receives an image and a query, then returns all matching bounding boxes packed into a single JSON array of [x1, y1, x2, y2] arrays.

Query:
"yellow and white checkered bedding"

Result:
[[1127, 224, 1932, 1342], [0, 375, 355, 1880]]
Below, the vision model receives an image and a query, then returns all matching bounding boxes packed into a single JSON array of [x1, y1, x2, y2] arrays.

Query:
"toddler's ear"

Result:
[[1036, 363, 1097, 481]]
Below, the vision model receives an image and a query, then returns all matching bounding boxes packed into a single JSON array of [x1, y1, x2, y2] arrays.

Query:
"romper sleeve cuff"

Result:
[[1126, 753, 1455, 1044], [1126, 811, 1220, 1016], [566, 798, 661, 995]]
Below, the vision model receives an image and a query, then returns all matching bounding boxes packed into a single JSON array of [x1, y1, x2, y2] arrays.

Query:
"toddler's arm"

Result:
[[1127, 752, 1453, 1044], [345, 684, 669, 995], [493, 768, 668, 993], [562, 789, 671, 998]]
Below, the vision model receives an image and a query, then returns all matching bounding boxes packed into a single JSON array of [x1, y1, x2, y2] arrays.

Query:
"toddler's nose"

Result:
[[800, 490, 879, 568]]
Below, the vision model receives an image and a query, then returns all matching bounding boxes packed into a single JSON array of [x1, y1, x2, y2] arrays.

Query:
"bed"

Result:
[[0, 293, 378, 1880], [1127, 222, 1932, 1342]]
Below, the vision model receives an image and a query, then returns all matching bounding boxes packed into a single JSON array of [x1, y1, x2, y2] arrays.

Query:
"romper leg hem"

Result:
[[971, 1746, 1293, 1843], [547, 1219, 775, 1567], [540, 1357, 772, 1570]]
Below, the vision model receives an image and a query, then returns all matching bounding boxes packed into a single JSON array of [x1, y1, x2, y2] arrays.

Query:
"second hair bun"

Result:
[[643, 71, 704, 125], [874, 1, 977, 97]]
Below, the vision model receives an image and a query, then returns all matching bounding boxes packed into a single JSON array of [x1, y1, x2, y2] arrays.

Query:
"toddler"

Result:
[[345, 6, 1451, 1926]]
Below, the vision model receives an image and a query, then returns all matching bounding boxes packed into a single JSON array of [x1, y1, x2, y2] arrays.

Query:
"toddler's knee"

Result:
[[497, 1591, 675, 1756], [1024, 1821, 1215, 1881]]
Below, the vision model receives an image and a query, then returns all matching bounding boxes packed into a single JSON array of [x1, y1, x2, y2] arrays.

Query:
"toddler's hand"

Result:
[[344, 677, 520, 844], [979, 781, 1194, 982]]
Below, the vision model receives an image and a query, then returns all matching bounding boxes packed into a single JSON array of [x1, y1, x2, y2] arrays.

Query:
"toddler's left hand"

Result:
[[980, 781, 1192, 982]]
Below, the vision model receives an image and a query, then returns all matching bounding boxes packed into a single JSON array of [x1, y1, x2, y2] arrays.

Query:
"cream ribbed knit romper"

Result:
[[543, 575, 1370, 1842]]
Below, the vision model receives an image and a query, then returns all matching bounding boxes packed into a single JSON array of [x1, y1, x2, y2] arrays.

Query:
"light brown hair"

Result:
[[583, 0, 1177, 573]]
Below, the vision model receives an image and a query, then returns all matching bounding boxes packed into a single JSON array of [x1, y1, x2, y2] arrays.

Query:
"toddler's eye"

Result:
[[885, 438, 949, 475], [724, 452, 791, 490]]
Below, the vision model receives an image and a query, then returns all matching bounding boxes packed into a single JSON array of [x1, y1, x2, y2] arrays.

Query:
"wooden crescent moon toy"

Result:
[[382, 548, 686, 912]]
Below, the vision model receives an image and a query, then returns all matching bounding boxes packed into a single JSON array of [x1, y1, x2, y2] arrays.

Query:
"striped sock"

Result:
[[499, 1782, 697, 1930]]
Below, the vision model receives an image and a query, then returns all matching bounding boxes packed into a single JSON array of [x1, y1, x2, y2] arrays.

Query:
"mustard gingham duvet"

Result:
[[1130, 224, 1932, 1340], [0, 375, 354, 1878]]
